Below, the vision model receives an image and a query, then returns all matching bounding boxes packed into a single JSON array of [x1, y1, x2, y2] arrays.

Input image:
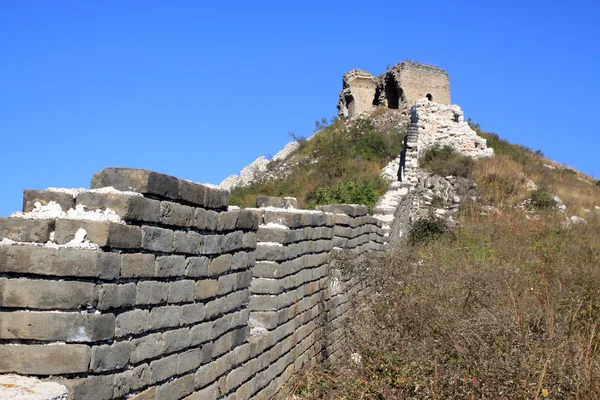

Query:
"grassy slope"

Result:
[[229, 117, 404, 210], [290, 124, 600, 399]]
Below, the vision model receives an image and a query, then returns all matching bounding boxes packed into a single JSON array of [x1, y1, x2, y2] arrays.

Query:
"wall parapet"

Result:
[[0, 168, 388, 400]]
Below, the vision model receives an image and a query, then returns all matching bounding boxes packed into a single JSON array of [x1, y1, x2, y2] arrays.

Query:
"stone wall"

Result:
[[0, 168, 387, 400]]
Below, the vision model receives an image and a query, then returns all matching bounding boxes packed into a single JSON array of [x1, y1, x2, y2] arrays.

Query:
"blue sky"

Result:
[[1, 1, 599, 216]]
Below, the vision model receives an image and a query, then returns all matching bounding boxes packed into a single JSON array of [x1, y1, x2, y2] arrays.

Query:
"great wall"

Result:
[[0, 61, 492, 399]]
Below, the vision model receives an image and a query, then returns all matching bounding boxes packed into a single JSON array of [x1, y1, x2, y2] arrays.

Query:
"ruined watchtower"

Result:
[[337, 61, 451, 119]]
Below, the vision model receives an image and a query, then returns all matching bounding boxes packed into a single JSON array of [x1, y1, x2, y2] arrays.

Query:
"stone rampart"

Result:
[[0, 168, 387, 400]]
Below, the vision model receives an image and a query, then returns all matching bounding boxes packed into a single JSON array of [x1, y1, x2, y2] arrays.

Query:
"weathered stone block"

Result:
[[168, 280, 195, 303], [217, 210, 239, 232], [97, 283, 136, 310], [256, 196, 298, 209], [173, 230, 204, 254], [316, 204, 368, 217], [178, 179, 208, 207], [149, 353, 178, 383], [169, 373, 195, 400], [162, 327, 191, 354], [181, 302, 205, 325], [242, 231, 257, 249], [0, 344, 90, 375], [151, 305, 181, 330], [223, 231, 244, 252], [155, 255, 186, 277], [236, 209, 261, 230], [76, 192, 161, 223], [54, 220, 141, 248], [203, 235, 223, 254], [0, 246, 120, 280], [130, 333, 162, 363], [115, 309, 151, 337], [160, 201, 194, 227], [113, 364, 150, 398], [90, 341, 133, 372], [91, 168, 179, 200], [0, 217, 54, 243], [121, 253, 155, 278], [190, 321, 214, 346], [208, 254, 231, 276], [0, 278, 95, 309], [141, 226, 174, 252], [23, 189, 75, 213], [0, 311, 115, 341], [185, 256, 209, 277], [136, 281, 168, 305], [195, 279, 219, 300], [205, 186, 230, 211]]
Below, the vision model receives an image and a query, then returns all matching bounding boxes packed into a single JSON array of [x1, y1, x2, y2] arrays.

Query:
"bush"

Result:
[[420, 145, 475, 178], [408, 216, 450, 245], [531, 187, 556, 209], [307, 179, 384, 210]]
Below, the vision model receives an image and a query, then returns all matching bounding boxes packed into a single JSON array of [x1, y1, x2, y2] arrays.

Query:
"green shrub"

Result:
[[408, 216, 450, 245], [307, 179, 385, 210], [531, 187, 556, 209], [420, 145, 475, 178]]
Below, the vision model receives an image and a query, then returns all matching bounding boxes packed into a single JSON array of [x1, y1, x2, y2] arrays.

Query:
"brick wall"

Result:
[[0, 168, 388, 400]]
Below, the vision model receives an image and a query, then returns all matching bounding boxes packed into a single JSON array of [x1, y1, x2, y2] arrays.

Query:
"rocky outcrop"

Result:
[[220, 142, 300, 191]]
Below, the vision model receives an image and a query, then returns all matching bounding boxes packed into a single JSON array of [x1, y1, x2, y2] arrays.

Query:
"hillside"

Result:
[[283, 117, 600, 399]]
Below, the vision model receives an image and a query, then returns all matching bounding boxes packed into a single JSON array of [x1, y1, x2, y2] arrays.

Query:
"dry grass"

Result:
[[292, 209, 600, 399]]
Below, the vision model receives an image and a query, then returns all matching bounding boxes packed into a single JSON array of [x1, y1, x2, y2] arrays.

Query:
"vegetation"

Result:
[[288, 120, 600, 399], [230, 118, 404, 210], [420, 145, 475, 178]]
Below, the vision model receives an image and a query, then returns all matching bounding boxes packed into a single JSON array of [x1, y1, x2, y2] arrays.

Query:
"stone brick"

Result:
[[168, 280, 195, 303], [151, 305, 181, 330], [0, 246, 120, 280], [178, 348, 203, 374], [141, 226, 174, 252], [195, 279, 218, 300], [162, 327, 191, 354], [113, 364, 150, 398], [155, 255, 186, 277], [194, 364, 219, 390], [136, 281, 168, 305], [128, 387, 155, 400], [185, 256, 209, 277], [204, 235, 223, 254], [160, 201, 194, 227], [316, 204, 368, 217], [181, 303, 206, 324], [97, 282, 136, 310], [231, 251, 250, 271], [179, 230, 204, 255], [223, 231, 244, 252], [149, 353, 178, 383], [190, 321, 214, 346], [0, 278, 95, 309], [90, 341, 133, 372], [0, 311, 115, 341], [256, 196, 299, 209], [0, 217, 54, 243], [0, 344, 90, 375], [76, 191, 161, 223], [208, 254, 231, 276], [242, 232, 257, 249], [58, 374, 114, 400], [91, 167, 179, 200], [115, 309, 151, 337], [54, 220, 141, 249], [121, 253, 155, 278], [130, 333, 162, 363], [178, 179, 209, 207], [236, 209, 261, 230], [205, 186, 230, 211], [169, 373, 195, 399], [217, 210, 239, 231], [206, 210, 219, 231], [23, 189, 75, 213]]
